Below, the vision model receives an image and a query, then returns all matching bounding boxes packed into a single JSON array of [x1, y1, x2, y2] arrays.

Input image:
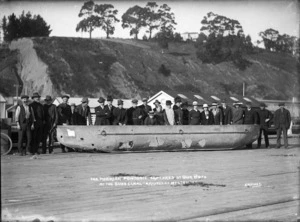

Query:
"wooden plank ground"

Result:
[[1, 136, 299, 222]]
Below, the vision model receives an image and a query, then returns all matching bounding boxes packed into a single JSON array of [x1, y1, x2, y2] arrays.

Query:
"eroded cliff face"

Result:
[[1, 37, 299, 100], [9, 38, 54, 97]]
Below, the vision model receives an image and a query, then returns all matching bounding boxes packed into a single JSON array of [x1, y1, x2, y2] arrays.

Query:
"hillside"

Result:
[[0, 37, 299, 100]]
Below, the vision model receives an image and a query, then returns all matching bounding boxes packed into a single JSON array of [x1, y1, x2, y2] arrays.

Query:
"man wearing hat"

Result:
[[139, 97, 152, 121], [70, 103, 78, 125], [211, 102, 223, 125], [153, 100, 164, 125], [189, 101, 201, 125], [163, 100, 175, 125], [42, 95, 58, 154], [15, 95, 34, 155], [57, 94, 72, 152], [30, 92, 45, 155], [257, 102, 273, 148], [76, 97, 92, 125], [113, 99, 128, 125], [95, 97, 109, 125], [104, 95, 115, 125], [274, 102, 291, 149], [221, 99, 232, 125], [126, 99, 144, 125], [144, 111, 158, 125], [181, 101, 190, 125], [173, 96, 182, 111], [244, 102, 259, 148], [174, 97, 183, 125], [201, 104, 214, 125], [232, 102, 245, 124]]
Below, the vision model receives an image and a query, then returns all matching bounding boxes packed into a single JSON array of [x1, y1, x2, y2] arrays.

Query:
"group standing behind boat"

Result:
[[15, 93, 291, 155]]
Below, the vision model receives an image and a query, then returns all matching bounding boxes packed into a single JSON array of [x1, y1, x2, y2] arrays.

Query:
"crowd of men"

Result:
[[15, 93, 292, 156]]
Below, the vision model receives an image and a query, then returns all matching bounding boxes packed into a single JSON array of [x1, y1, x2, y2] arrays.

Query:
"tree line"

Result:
[[1, 1, 299, 70]]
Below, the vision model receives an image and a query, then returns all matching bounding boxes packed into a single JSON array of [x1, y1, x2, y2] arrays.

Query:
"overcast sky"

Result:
[[1, 0, 299, 44]]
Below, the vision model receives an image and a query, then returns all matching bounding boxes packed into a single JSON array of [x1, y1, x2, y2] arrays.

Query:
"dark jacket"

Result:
[[126, 107, 144, 125], [30, 101, 44, 126], [211, 108, 223, 125], [144, 117, 158, 125], [232, 108, 244, 124], [182, 109, 190, 125], [57, 103, 72, 125], [104, 104, 115, 125], [274, 108, 291, 129], [139, 104, 152, 113], [189, 109, 201, 125], [244, 108, 258, 125], [257, 109, 273, 129], [174, 108, 183, 125], [113, 108, 127, 125], [17, 104, 34, 125], [95, 105, 109, 125], [76, 105, 92, 125], [221, 106, 233, 125], [201, 110, 214, 125], [163, 108, 175, 125], [43, 104, 58, 127]]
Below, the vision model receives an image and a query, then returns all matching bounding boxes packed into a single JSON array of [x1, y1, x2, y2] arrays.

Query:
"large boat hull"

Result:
[[56, 125, 260, 152]]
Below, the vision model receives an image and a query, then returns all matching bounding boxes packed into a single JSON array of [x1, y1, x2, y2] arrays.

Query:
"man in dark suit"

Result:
[[70, 103, 78, 125], [30, 92, 45, 155], [211, 102, 223, 125], [221, 100, 233, 125], [274, 102, 291, 149], [42, 95, 58, 154], [244, 102, 259, 148], [57, 94, 72, 152], [126, 99, 144, 125], [201, 104, 214, 125], [144, 111, 158, 125], [104, 95, 115, 125], [189, 101, 201, 125], [138, 98, 151, 121], [15, 95, 34, 155], [113, 100, 127, 125], [173, 96, 182, 111], [95, 97, 109, 125], [181, 102, 190, 125], [174, 97, 183, 125], [76, 97, 92, 125], [257, 103, 272, 148]]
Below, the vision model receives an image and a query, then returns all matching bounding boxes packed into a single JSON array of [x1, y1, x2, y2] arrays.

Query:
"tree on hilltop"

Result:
[[76, 0, 119, 39], [2, 11, 51, 42]]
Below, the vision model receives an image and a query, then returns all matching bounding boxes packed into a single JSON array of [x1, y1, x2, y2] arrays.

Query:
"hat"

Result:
[[166, 100, 172, 105], [70, 103, 76, 107], [212, 102, 218, 106], [62, 94, 70, 99], [117, 99, 124, 105], [181, 101, 188, 107], [98, 97, 105, 103], [279, 102, 285, 106], [203, 104, 208, 108], [246, 101, 252, 106], [175, 96, 182, 103], [132, 99, 138, 104], [192, 101, 198, 106], [142, 98, 148, 102], [234, 102, 242, 106], [154, 100, 161, 104], [31, 92, 41, 99], [81, 97, 89, 103], [44, 95, 53, 101], [21, 95, 29, 99], [149, 111, 155, 115], [107, 95, 113, 102], [260, 102, 266, 107]]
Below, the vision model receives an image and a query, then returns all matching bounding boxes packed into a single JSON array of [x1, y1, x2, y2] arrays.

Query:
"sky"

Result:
[[0, 0, 299, 44]]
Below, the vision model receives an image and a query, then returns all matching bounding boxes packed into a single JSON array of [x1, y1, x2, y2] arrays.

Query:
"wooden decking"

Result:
[[1, 137, 300, 222]]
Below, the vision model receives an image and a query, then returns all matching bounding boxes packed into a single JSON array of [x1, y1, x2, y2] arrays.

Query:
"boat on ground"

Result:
[[56, 125, 260, 152]]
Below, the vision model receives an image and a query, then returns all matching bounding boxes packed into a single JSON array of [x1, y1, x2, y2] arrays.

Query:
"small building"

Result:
[[0, 94, 7, 119], [181, 32, 199, 41]]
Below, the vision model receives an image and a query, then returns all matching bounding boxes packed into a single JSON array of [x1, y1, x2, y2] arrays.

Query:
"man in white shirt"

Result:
[[15, 95, 35, 155]]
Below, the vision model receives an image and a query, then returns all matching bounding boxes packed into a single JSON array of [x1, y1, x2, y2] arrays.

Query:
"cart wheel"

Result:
[[1, 133, 13, 156]]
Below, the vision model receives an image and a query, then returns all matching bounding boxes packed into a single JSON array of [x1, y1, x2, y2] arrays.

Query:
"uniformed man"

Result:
[[95, 97, 109, 125], [15, 95, 34, 156], [201, 104, 214, 125], [257, 103, 272, 148], [244, 102, 259, 148], [76, 97, 92, 125], [232, 102, 244, 124], [126, 99, 144, 125], [57, 94, 72, 152], [211, 102, 223, 125], [113, 99, 127, 125], [104, 95, 115, 125], [30, 92, 45, 155], [221, 100, 233, 125], [42, 95, 58, 154], [163, 100, 175, 125], [189, 101, 201, 125], [274, 102, 291, 149]]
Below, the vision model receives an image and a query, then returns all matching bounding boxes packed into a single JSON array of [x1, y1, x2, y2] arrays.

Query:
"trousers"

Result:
[[276, 126, 288, 148]]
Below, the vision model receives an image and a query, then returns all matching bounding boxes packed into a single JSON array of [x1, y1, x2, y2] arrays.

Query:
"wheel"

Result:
[[1, 132, 13, 156]]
